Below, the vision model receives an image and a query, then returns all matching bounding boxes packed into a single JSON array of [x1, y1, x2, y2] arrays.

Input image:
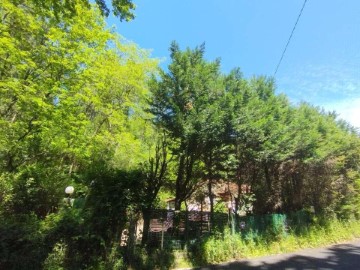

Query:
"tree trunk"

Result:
[[264, 162, 272, 190], [141, 208, 151, 245], [175, 154, 185, 210]]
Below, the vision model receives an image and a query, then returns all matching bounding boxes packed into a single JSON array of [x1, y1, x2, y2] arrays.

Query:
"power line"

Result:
[[274, 0, 309, 76]]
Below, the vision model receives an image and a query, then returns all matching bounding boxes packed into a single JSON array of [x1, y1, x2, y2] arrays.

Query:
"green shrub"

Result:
[[128, 246, 175, 270], [0, 213, 49, 270], [43, 241, 67, 270], [189, 217, 360, 266]]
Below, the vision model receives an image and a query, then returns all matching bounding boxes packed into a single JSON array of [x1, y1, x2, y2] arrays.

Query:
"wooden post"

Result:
[[161, 218, 164, 250]]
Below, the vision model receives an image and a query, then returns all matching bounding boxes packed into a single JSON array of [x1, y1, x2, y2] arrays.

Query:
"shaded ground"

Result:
[[194, 239, 360, 270]]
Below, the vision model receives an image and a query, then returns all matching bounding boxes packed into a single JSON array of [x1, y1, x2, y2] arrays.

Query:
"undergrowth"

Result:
[[183, 218, 360, 268], [127, 218, 360, 269]]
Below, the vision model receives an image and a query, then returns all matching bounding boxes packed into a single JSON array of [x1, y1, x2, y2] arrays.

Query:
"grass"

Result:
[[170, 218, 360, 269]]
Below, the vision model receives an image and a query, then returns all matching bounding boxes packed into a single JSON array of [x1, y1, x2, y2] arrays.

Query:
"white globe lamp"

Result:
[[65, 186, 74, 195]]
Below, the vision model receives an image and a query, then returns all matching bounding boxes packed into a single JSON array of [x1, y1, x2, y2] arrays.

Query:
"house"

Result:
[[166, 180, 252, 213]]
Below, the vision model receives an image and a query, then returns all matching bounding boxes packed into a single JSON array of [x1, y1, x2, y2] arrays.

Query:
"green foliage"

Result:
[[0, 213, 47, 269], [128, 246, 175, 270], [190, 217, 360, 266], [43, 241, 67, 270], [150, 42, 225, 210], [0, 0, 157, 200], [0, 0, 157, 174], [0, 1, 156, 268], [221, 70, 360, 215], [27, 0, 136, 21], [1, 1, 359, 268]]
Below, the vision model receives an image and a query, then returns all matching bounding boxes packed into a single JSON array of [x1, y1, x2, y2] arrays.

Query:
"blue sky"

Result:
[[107, 0, 360, 128]]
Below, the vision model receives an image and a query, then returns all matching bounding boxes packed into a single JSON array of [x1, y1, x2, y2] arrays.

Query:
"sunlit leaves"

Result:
[[0, 0, 157, 219]]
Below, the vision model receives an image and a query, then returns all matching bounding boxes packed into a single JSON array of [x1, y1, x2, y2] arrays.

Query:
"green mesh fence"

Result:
[[145, 210, 313, 249], [236, 214, 288, 240]]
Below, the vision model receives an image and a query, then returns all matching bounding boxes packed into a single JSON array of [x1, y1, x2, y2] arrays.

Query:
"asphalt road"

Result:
[[195, 239, 360, 270]]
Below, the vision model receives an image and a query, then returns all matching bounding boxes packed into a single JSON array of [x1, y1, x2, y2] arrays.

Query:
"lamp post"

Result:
[[65, 185, 74, 207]]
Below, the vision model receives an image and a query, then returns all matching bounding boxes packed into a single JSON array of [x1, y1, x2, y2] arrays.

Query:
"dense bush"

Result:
[[188, 217, 360, 266]]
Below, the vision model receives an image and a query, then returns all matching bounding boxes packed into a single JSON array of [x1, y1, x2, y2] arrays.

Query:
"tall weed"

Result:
[[190, 218, 360, 266]]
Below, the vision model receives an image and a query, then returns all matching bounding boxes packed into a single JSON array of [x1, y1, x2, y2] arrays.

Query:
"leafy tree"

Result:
[[223, 73, 360, 217], [199, 81, 234, 227], [225, 75, 288, 213], [0, 1, 156, 268], [28, 0, 136, 21], [150, 42, 221, 210], [139, 131, 170, 244]]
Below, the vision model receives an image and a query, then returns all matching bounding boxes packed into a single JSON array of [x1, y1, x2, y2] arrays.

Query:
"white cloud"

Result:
[[278, 63, 360, 103], [276, 59, 360, 129], [322, 98, 360, 129]]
